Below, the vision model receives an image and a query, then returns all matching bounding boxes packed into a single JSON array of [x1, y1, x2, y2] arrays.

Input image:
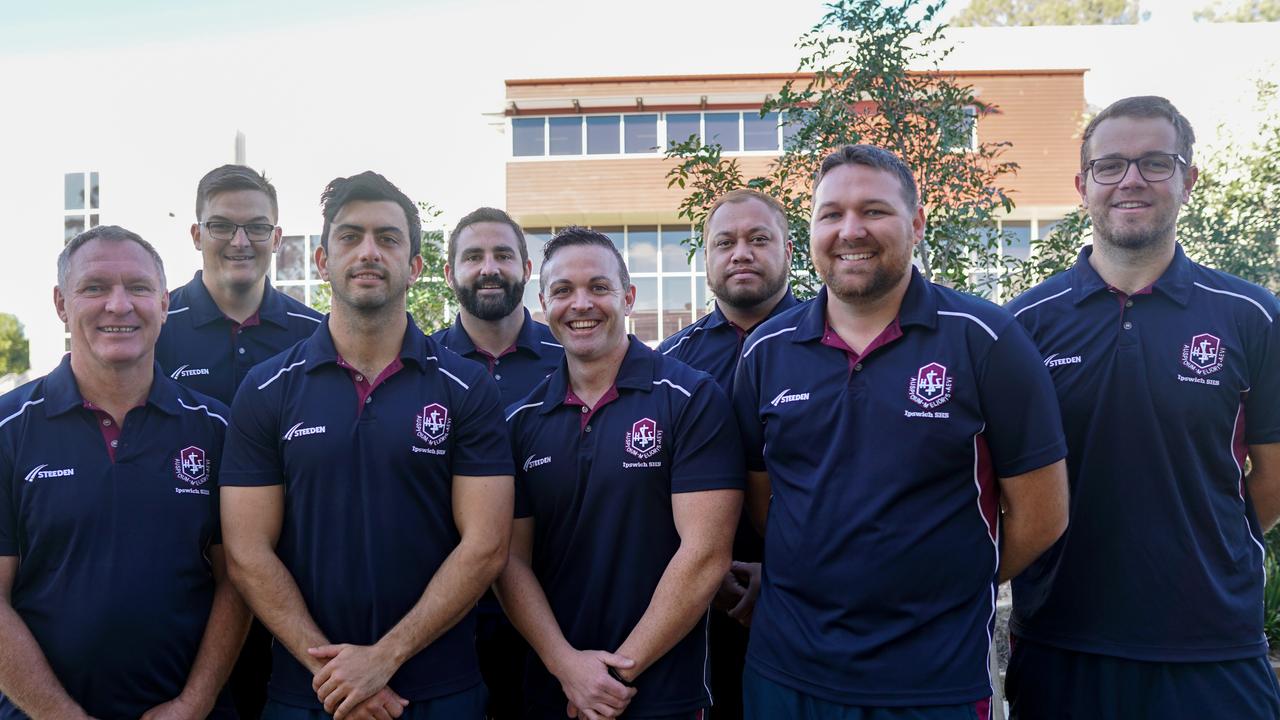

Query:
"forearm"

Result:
[[998, 511, 1064, 583], [494, 557, 576, 676], [1246, 447, 1280, 532], [0, 602, 87, 720], [178, 566, 252, 713], [615, 541, 730, 679], [376, 535, 508, 666], [227, 545, 329, 674]]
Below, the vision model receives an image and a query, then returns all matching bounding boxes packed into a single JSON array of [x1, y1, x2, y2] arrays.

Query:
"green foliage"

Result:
[[308, 202, 454, 332], [0, 313, 30, 377], [1003, 207, 1091, 296], [666, 0, 1020, 299], [951, 0, 1139, 26], [1194, 0, 1280, 21]]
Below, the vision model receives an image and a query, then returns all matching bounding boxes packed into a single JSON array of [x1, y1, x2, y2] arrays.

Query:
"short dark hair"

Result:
[[320, 171, 421, 259], [448, 207, 528, 266], [703, 189, 790, 243], [812, 144, 920, 211], [1080, 95, 1196, 171], [195, 164, 278, 219], [539, 226, 629, 293], [58, 225, 166, 290]]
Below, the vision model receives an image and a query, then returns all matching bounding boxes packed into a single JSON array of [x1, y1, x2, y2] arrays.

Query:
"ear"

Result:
[[1180, 164, 1199, 203], [315, 243, 330, 281], [270, 226, 283, 253], [54, 285, 68, 323], [910, 205, 926, 245], [443, 262, 455, 287], [623, 283, 636, 316], [190, 223, 202, 251], [407, 254, 424, 287], [1074, 173, 1089, 208], [522, 257, 533, 284], [784, 238, 795, 265]]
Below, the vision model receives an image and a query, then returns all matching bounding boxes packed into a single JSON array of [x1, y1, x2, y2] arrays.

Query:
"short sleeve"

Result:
[[977, 321, 1068, 478], [207, 410, 228, 545], [1245, 311, 1280, 445], [221, 378, 285, 487], [732, 349, 766, 472], [671, 379, 745, 494], [0, 433, 16, 556], [509, 415, 534, 519], [450, 370, 515, 478]]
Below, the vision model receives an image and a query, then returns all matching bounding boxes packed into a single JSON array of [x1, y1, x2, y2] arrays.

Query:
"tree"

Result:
[[666, 0, 1019, 298], [951, 0, 1139, 26], [1194, 0, 1280, 22], [0, 313, 30, 377], [309, 201, 455, 331]]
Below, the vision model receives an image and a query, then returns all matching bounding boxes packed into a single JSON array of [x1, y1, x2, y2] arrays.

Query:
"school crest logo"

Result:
[[415, 403, 451, 446], [175, 446, 208, 486], [1181, 333, 1225, 376], [625, 418, 662, 460], [908, 362, 953, 409]]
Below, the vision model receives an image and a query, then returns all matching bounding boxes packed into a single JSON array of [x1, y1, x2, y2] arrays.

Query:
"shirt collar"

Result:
[[44, 354, 182, 418], [442, 308, 556, 357], [792, 268, 937, 343], [303, 314, 431, 374], [1070, 243, 1194, 307], [183, 271, 290, 328], [538, 336, 655, 415]]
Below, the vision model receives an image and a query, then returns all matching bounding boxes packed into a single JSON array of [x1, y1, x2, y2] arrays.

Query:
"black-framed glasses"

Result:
[[201, 221, 276, 243], [1085, 153, 1187, 185]]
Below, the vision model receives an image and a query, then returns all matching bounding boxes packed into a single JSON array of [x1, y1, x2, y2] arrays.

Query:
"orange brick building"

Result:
[[504, 71, 1086, 342]]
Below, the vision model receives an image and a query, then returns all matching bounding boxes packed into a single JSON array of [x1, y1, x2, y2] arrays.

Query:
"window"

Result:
[[624, 114, 658, 153], [512, 118, 545, 157], [273, 234, 325, 305], [549, 117, 583, 155], [627, 227, 658, 273], [63, 171, 100, 244], [944, 105, 978, 151], [1002, 221, 1032, 261], [782, 110, 811, 150], [744, 111, 780, 151], [586, 116, 620, 155], [512, 111, 789, 158], [704, 113, 740, 151], [665, 113, 701, 148]]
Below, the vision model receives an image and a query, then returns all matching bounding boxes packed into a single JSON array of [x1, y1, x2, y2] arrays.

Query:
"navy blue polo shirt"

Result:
[[221, 316, 512, 709], [1007, 244, 1280, 662], [431, 309, 564, 408], [0, 356, 233, 720], [506, 337, 745, 717], [732, 269, 1066, 706], [658, 291, 801, 395], [157, 271, 323, 405]]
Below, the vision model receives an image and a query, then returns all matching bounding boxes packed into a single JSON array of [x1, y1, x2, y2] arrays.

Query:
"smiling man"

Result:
[[733, 145, 1069, 720], [432, 207, 562, 720], [220, 172, 514, 720], [1005, 96, 1280, 719], [657, 189, 799, 720], [498, 226, 744, 720], [0, 226, 248, 720]]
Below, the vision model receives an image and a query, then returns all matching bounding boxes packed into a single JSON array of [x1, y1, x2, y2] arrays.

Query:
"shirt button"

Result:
[[1123, 321, 1133, 330], [853, 362, 863, 371], [102, 418, 111, 426], [355, 374, 365, 382], [494, 359, 501, 366], [238, 347, 246, 355], [584, 425, 592, 432], [1125, 299, 1134, 308], [580, 406, 589, 414], [365, 396, 372, 404], [110, 439, 118, 447], [494, 374, 502, 381]]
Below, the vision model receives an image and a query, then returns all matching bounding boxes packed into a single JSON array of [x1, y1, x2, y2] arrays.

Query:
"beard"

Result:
[[709, 268, 789, 311], [1092, 207, 1178, 253], [454, 275, 526, 321]]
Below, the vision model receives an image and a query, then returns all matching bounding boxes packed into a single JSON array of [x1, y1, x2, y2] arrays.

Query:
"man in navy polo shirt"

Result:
[[734, 145, 1069, 719], [498, 227, 744, 720], [0, 226, 248, 720], [658, 189, 799, 720], [432, 207, 562, 720], [157, 164, 322, 406], [220, 172, 514, 720], [1005, 96, 1280, 718]]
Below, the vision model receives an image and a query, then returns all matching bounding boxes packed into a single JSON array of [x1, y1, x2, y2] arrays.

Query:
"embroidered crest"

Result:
[[1181, 333, 1225, 376], [908, 362, 953, 409], [415, 403, 451, 446], [625, 418, 662, 460], [175, 446, 208, 486]]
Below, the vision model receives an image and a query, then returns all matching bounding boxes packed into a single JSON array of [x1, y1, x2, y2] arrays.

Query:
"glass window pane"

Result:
[[631, 277, 659, 343], [525, 228, 553, 276], [64, 173, 84, 210], [660, 226, 692, 273], [90, 172, 100, 209], [309, 235, 322, 280], [624, 114, 658, 153], [628, 227, 658, 273], [695, 275, 711, 318], [64, 215, 85, 243], [665, 113, 701, 149], [705, 113, 740, 151], [1036, 219, 1062, 240], [89, 214, 99, 228], [593, 227, 626, 256], [1002, 221, 1032, 260], [743, 111, 779, 151], [512, 118, 545, 157], [586, 116, 620, 155], [549, 117, 583, 156], [276, 235, 306, 281], [662, 277, 693, 338]]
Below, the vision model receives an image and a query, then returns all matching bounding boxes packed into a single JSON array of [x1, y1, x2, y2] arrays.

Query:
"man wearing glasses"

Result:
[[156, 165, 322, 720], [1006, 96, 1280, 718]]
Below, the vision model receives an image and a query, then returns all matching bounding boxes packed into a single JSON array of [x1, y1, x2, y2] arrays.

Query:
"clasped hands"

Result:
[[308, 643, 409, 720]]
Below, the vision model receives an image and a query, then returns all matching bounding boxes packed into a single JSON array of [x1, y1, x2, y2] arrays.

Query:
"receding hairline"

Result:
[[540, 243, 628, 287], [59, 234, 166, 289]]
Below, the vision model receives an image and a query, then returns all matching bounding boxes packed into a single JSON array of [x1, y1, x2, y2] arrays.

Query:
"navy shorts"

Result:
[[261, 683, 486, 720], [1006, 637, 1280, 719], [742, 665, 987, 720]]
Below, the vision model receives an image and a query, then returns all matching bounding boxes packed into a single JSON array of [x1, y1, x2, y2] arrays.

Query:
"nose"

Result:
[[1116, 160, 1148, 189], [569, 287, 593, 312], [838, 213, 867, 242], [229, 225, 252, 249], [355, 232, 383, 263], [104, 284, 134, 315], [729, 238, 754, 263], [480, 253, 501, 276]]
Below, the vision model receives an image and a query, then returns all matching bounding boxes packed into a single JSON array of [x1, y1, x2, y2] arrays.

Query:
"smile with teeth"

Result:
[[1113, 202, 1149, 209], [568, 319, 601, 330], [838, 251, 875, 261], [98, 326, 138, 333]]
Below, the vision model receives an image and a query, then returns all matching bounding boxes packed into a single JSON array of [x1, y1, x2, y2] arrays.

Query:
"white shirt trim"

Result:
[[0, 398, 44, 429], [1193, 282, 1275, 323], [506, 402, 544, 422], [653, 378, 691, 397], [743, 326, 797, 357], [287, 311, 323, 324], [1012, 287, 1073, 317], [937, 311, 999, 341], [167, 306, 191, 316], [257, 360, 307, 390], [178, 399, 228, 426], [661, 325, 706, 355]]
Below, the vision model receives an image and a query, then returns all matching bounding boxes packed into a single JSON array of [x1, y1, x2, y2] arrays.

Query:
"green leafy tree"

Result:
[[666, 0, 1020, 298], [951, 0, 1140, 26], [309, 201, 454, 331], [1194, 0, 1280, 21], [0, 313, 30, 376]]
